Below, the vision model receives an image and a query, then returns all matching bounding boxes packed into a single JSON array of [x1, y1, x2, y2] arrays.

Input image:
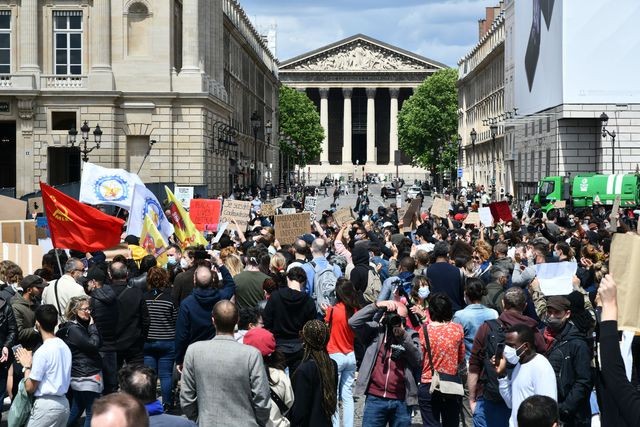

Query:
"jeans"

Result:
[[330, 352, 356, 427], [418, 383, 461, 427], [67, 389, 100, 427], [472, 397, 510, 427], [100, 351, 118, 395], [362, 395, 412, 427], [144, 340, 176, 406]]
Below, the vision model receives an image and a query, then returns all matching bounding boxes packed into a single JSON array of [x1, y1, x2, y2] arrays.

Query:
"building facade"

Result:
[[279, 34, 446, 183], [0, 0, 277, 198]]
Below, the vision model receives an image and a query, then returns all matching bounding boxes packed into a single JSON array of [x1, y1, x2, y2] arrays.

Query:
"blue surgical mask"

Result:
[[166, 256, 177, 266], [418, 287, 430, 299]]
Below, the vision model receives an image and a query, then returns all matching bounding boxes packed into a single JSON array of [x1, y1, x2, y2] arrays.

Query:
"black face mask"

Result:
[[545, 316, 566, 332]]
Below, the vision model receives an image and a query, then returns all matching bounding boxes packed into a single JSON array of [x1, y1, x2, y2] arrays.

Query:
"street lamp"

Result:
[[490, 123, 498, 201], [250, 111, 261, 190], [470, 128, 477, 191], [456, 134, 462, 191], [68, 121, 102, 162], [600, 112, 617, 174]]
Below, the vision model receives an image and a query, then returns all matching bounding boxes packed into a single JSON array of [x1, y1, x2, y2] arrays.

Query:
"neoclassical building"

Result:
[[0, 0, 277, 198], [280, 34, 446, 182]]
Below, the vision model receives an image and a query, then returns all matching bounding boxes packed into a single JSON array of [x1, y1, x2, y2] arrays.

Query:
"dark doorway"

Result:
[[352, 134, 366, 165], [0, 121, 16, 188], [352, 88, 367, 164], [48, 147, 81, 185]]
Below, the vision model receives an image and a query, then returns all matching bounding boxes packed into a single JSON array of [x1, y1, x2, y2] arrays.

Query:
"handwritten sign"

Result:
[[479, 207, 493, 226], [464, 212, 480, 227], [220, 200, 251, 232], [174, 186, 194, 209], [189, 199, 222, 231], [274, 212, 311, 245], [553, 200, 566, 209], [609, 195, 621, 232], [304, 197, 317, 213], [403, 199, 421, 230], [333, 208, 354, 227], [431, 198, 450, 219], [281, 208, 296, 215], [261, 203, 276, 217]]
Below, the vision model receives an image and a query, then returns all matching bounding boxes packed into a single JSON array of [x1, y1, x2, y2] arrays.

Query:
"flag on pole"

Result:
[[127, 184, 174, 240], [140, 214, 168, 266], [164, 186, 207, 247], [79, 162, 144, 209], [40, 182, 124, 252]]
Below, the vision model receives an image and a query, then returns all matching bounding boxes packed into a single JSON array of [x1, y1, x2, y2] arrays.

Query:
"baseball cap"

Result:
[[85, 267, 106, 283], [546, 295, 571, 311], [382, 221, 394, 228], [20, 275, 45, 289], [390, 233, 405, 246], [243, 327, 276, 357]]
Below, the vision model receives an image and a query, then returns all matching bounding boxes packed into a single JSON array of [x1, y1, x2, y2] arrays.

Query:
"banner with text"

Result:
[[274, 213, 311, 245]]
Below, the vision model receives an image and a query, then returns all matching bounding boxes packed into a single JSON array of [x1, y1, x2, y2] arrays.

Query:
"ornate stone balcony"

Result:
[[40, 75, 87, 89]]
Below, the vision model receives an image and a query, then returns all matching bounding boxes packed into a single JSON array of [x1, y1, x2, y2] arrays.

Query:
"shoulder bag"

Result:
[[422, 324, 464, 396]]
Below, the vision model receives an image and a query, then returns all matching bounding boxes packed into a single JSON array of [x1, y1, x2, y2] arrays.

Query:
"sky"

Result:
[[239, 0, 499, 67]]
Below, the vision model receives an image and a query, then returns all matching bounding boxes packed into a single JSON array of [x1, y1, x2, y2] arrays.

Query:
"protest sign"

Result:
[[261, 203, 276, 217], [0, 243, 42, 274], [28, 197, 44, 216], [403, 199, 422, 230], [464, 212, 480, 227], [189, 199, 222, 231], [333, 208, 354, 227], [0, 195, 26, 221], [274, 212, 311, 245], [489, 201, 513, 222], [304, 197, 317, 212], [553, 200, 566, 209], [610, 233, 640, 331], [395, 194, 402, 208], [609, 195, 621, 232], [271, 198, 283, 208], [213, 222, 229, 243], [0, 220, 37, 245], [174, 186, 194, 209], [281, 208, 296, 215], [535, 261, 577, 296], [479, 207, 493, 227], [523, 199, 532, 215], [431, 198, 450, 219], [220, 200, 251, 232]]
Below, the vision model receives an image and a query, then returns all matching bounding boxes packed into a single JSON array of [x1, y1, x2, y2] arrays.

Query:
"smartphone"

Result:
[[494, 343, 505, 366], [11, 344, 23, 355]]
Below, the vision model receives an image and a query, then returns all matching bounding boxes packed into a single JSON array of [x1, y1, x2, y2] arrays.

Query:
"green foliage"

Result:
[[277, 86, 324, 166], [397, 68, 459, 170]]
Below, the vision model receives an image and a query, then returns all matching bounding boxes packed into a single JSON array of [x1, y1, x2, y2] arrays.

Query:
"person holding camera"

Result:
[[348, 300, 421, 427]]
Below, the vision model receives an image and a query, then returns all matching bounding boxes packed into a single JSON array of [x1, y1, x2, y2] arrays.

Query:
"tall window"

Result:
[[53, 11, 82, 75], [0, 11, 10, 74]]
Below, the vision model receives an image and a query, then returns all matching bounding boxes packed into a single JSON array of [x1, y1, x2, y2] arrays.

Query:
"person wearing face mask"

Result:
[[42, 257, 87, 324], [165, 244, 184, 281], [171, 247, 198, 304], [496, 323, 557, 427], [483, 267, 510, 313], [542, 296, 593, 427]]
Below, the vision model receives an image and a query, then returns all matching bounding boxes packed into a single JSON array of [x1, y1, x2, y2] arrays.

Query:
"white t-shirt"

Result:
[[29, 337, 72, 397], [498, 353, 557, 427]]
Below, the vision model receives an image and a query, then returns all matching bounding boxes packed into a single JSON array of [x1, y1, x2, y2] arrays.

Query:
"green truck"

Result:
[[533, 174, 640, 211]]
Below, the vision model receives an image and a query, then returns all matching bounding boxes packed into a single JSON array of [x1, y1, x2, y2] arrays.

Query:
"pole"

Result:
[[492, 133, 496, 201], [253, 130, 258, 190], [54, 248, 64, 278], [612, 134, 616, 174], [472, 141, 476, 191]]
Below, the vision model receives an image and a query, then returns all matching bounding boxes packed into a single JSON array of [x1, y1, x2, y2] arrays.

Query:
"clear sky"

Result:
[[239, 0, 498, 67]]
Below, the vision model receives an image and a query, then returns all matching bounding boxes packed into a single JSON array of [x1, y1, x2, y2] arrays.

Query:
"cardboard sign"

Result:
[[479, 207, 493, 227], [464, 212, 480, 227], [271, 198, 283, 208], [333, 208, 355, 227], [189, 199, 222, 231], [304, 197, 317, 213], [0, 195, 26, 220], [553, 200, 566, 209], [274, 212, 311, 245], [402, 199, 422, 230], [0, 243, 42, 275], [261, 203, 276, 217], [220, 200, 251, 232], [174, 186, 194, 209], [489, 201, 513, 222], [609, 195, 621, 232], [28, 197, 44, 216], [431, 198, 450, 219], [281, 208, 296, 215], [610, 233, 640, 331], [0, 220, 37, 245]]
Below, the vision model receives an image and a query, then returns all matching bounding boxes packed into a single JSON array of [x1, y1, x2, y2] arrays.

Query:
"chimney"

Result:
[[478, 19, 486, 40]]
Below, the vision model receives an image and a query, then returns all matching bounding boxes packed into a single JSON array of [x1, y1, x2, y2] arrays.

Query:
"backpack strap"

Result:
[[491, 289, 504, 309], [422, 324, 435, 375], [270, 388, 290, 415], [53, 280, 63, 322]]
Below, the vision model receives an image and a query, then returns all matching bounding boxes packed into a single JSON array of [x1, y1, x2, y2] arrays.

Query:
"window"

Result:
[[53, 11, 82, 75], [0, 11, 10, 74], [51, 111, 76, 131]]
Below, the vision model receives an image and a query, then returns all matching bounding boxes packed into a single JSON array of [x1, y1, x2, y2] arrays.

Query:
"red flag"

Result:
[[40, 182, 124, 252]]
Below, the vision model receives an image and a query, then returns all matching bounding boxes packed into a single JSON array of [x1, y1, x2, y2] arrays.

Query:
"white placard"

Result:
[[174, 186, 194, 209], [395, 194, 402, 208], [479, 207, 493, 227], [213, 222, 229, 243], [535, 261, 577, 296]]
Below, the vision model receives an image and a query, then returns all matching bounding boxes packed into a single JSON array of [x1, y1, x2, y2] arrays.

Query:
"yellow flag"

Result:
[[164, 186, 207, 247], [140, 214, 169, 266]]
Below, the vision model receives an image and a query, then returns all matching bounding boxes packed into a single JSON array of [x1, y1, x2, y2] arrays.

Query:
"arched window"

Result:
[[127, 2, 150, 56]]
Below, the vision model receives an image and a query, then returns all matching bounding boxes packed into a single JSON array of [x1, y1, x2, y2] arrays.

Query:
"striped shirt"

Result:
[[144, 289, 178, 341]]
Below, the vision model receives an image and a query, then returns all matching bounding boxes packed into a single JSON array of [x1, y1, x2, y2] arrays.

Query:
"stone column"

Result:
[[342, 88, 352, 165], [89, 0, 114, 89], [389, 88, 399, 165], [18, 0, 39, 73], [182, 0, 200, 72], [319, 88, 329, 165], [366, 88, 376, 165]]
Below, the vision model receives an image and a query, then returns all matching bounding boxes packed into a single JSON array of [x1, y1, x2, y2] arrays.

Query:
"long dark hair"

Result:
[[335, 278, 360, 319], [301, 320, 337, 419], [264, 349, 287, 386]]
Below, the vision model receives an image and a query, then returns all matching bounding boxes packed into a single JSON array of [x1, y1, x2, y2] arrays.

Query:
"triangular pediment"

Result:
[[280, 34, 446, 72]]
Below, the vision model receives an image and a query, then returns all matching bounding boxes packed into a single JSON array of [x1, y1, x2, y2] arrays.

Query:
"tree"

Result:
[[397, 68, 458, 176], [278, 86, 324, 166]]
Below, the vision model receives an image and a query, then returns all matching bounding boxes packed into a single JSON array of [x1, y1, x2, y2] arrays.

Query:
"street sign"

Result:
[[457, 168, 463, 178]]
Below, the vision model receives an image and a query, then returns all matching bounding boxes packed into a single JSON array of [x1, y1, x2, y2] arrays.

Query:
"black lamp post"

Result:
[[68, 121, 102, 162], [490, 123, 498, 201], [250, 111, 261, 190], [265, 120, 272, 185], [600, 112, 616, 174], [470, 128, 477, 190], [456, 134, 462, 190]]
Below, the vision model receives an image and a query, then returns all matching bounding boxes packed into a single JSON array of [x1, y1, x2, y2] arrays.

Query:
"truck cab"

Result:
[[534, 176, 563, 211]]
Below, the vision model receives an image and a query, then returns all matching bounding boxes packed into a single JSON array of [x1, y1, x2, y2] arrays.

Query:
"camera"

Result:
[[382, 312, 403, 328], [390, 344, 406, 361]]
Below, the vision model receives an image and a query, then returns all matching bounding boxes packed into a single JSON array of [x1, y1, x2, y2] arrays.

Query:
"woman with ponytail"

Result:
[[288, 320, 337, 427]]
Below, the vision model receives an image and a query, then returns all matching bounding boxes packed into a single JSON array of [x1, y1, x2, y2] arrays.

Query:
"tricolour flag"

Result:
[[79, 162, 144, 209], [140, 214, 168, 266], [127, 184, 174, 240], [40, 182, 124, 252], [165, 186, 207, 247]]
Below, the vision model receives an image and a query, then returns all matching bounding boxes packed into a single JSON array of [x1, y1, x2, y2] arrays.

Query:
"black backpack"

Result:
[[480, 319, 513, 403]]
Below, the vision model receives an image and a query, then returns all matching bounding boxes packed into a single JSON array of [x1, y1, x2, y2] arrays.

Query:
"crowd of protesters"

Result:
[[0, 184, 639, 427]]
